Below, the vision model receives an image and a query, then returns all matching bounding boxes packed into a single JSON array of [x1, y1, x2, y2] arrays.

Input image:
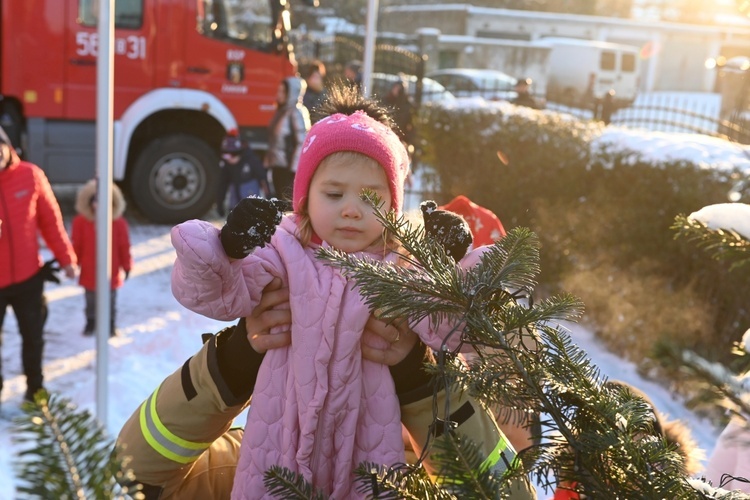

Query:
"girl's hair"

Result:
[[311, 85, 397, 132], [295, 151, 400, 253]]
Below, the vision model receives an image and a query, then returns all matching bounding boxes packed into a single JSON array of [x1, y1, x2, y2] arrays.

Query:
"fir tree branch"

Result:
[[673, 215, 750, 271], [264, 466, 328, 500], [12, 390, 141, 499]]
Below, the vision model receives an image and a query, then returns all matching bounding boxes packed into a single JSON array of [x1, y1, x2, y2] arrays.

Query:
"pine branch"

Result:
[[12, 390, 141, 499], [315, 196, 708, 498], [430, 433, 511, 499], [673, 214, 750, 271], [352, 462, 454, 500], [263, 466, 328, 500]]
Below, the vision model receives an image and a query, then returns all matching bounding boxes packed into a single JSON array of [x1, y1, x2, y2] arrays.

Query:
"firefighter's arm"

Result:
[[394, 345, 537, 499], [115, 319, 263, 498]]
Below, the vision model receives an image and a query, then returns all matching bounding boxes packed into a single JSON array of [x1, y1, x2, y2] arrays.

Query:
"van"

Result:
[[534, 37, 641, 107]]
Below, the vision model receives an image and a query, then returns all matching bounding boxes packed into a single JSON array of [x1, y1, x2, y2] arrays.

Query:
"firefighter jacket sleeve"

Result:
[[393, 344, 536, 499], [115, 320, 263, 499]]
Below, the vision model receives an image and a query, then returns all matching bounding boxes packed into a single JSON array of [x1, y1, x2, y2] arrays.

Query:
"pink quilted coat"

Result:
[[171, 217, 475, 498]]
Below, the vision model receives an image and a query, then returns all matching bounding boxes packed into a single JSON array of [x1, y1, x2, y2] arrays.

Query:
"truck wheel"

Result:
[[130, 134, 218, 224]]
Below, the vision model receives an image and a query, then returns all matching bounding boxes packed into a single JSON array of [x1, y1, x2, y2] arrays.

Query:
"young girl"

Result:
[[72, 178, 133, 336], [170, 89, 482, 498]]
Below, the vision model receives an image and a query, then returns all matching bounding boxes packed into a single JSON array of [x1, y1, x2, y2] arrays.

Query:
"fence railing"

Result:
[[547, 92, 750, 144]]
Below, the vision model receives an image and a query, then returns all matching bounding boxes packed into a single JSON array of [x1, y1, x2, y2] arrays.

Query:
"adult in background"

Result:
[[0, 125, 77, 403], [383, 79, 414, 146], [264, 77, 310, 201], [512, 77, 540, 109], [344, 59, 363, 93], [301, 60, 327, 120]]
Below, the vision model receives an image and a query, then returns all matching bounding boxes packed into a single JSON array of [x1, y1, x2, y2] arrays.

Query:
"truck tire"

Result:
[[130, 134, 218, 224]]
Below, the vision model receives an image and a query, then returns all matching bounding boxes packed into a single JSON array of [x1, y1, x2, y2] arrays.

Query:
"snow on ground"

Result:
[[1, 96, 747, 496]]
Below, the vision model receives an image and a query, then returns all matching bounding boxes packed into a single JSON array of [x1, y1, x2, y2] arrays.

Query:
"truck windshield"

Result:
[[200, 0, 280, 51]]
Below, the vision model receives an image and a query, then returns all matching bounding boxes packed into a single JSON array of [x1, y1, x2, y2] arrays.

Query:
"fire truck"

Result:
[[0, 0, 299, 223]]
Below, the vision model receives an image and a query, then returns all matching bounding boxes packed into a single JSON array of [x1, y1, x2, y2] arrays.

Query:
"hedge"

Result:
[[416, 101, 750, 365]]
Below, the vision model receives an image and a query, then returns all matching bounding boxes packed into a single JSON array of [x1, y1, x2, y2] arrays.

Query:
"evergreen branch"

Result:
[[430, 433, 509, 499], [657, 342, 750, 420], [673, 215, 750, 271], [471, 228, 541, 296], [318, 199, 709, 498], [12, 390, 141, 499], [352, 463, 454, 500], [263, 466, 328, 500]]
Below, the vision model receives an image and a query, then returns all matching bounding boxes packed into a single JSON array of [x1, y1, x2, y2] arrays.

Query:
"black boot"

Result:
[[83, 319, 95, 336]]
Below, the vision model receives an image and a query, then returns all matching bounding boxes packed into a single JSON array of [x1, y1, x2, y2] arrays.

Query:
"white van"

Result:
[[533, 37, 641, 106]]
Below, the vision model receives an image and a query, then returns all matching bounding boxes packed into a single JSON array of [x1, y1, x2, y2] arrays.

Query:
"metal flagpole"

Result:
[[362, 0, 379, 97], [95, 0, 114, 423]]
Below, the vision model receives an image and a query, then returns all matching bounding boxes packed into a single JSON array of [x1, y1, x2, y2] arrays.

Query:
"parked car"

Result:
[[370, 73, 457, 106], [426, 68, 518, 102]]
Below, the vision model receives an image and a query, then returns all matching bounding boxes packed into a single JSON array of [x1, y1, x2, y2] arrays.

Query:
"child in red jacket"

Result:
[[71, 179, 133, 336]]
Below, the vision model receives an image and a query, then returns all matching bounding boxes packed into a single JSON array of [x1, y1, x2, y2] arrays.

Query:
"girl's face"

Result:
[[307, 155, 392, 253]]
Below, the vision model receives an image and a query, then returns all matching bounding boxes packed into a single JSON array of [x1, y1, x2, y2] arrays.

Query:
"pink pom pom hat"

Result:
[[292, 111, 410, 214]]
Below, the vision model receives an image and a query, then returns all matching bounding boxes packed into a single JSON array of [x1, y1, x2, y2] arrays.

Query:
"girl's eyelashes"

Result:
[[325, 192, 343, 199]]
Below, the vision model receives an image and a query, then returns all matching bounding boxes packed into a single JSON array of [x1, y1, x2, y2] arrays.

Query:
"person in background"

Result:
[[71, 178, 133, 337], [216, 129, 268, 217], [600, 89, 616, 125], [301, 60, 327, 120], [383, 79, 414, 147], [264, 76, 310, 201], [441, 194, 507, 249], [703, 370, 750, 493], [344, 59, 363, 93], [0, 125, 77, 403], [512, 77, 540, 109]]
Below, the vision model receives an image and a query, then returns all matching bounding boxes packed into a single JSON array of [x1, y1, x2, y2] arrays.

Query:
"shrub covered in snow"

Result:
[[417, 99, 750, 369]]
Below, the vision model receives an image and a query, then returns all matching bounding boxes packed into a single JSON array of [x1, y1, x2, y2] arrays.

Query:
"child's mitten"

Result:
[[420, 200, 473, 262], [220, 197, 291, 259]]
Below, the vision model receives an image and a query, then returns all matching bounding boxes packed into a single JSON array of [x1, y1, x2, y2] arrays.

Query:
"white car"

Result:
[[370, 73, 457, 106], [426, 68, 518, 102]]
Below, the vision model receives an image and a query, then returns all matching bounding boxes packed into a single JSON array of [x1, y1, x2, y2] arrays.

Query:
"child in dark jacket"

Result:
[[216, 129, 268, 216], [71, 179, 133, 337]]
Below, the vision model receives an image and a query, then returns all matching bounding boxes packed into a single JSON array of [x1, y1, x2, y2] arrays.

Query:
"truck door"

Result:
[[64, 0, 154, 119], [181, 0, 291, 135], [617, 51, 639, 102]]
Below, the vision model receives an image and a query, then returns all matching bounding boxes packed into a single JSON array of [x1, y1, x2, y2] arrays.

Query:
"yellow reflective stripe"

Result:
[[139, 384, 212, 464], [480, 435, 514, 474]]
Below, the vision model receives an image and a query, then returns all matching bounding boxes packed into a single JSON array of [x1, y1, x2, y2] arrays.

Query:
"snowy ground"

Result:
[[1, 94, 747, 497]]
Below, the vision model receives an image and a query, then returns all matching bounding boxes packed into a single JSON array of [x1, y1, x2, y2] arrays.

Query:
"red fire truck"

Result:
[[0, 0, 299, 223]]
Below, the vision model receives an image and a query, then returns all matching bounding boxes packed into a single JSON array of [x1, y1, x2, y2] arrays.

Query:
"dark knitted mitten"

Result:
[[40, 259, 61, 284], [220, 197, 292, 259], [420, 200, 473, 262]]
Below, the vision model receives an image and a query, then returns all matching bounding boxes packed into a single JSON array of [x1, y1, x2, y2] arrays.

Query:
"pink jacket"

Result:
[[171, 217, 477, 498]]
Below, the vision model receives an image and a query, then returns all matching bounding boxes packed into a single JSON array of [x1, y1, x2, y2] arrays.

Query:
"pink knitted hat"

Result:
[[292, 111, 410, 214]]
